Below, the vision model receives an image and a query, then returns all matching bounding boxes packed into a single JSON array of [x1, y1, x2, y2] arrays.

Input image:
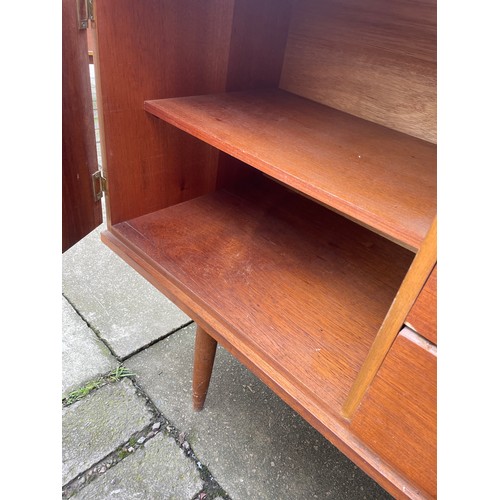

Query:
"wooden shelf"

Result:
[[145, 89, 436, 251], [108, 176, 414, 416]]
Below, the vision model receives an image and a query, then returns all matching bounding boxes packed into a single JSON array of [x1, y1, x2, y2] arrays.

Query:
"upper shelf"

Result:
[[145, 89, 436, 251]]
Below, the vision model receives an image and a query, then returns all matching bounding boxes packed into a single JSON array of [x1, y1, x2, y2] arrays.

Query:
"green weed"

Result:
[[63, 365, 136, 406]]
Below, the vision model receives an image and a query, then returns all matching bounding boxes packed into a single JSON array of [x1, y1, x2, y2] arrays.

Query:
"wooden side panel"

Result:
[[406, 265, 437, 344], [351, 327, 437, 498], [93, 0, 236, 225], [280, 0, 436, 143], [62, 0, 102, 252]]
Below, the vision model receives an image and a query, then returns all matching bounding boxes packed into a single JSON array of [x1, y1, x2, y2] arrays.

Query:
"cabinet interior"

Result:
[[94, 0, 436, 495]]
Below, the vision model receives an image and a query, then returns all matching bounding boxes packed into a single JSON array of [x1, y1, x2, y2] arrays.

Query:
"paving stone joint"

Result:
[[62, 323, 230, 500]]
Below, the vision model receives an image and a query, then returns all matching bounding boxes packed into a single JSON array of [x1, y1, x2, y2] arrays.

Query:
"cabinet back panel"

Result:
[[280, 0, 436, 143], [225, 0, 293, 91], [220, 0, 294, 187], [94, 0, 235, 224]]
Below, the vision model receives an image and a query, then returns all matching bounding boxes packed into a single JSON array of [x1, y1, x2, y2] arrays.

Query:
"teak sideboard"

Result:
[[64, 0, 437, 498]]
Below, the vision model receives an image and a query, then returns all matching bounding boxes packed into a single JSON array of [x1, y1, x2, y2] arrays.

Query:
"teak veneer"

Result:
[[62, 0, 102, 252], [84, 0, 437, 498], [406, 265, 437, 344], [145, 89, 436, 251], [106, 176, 413, 416]]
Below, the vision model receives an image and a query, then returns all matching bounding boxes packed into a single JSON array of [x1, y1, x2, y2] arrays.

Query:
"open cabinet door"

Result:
[[62, 0, 102, 252]]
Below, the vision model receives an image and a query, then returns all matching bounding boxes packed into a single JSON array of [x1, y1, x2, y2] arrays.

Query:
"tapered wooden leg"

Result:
[[192, 325, 218, 411]]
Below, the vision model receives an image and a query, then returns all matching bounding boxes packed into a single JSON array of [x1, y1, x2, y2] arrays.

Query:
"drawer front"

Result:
[[406, 265, 437, 345], [350, 327, 436, 498]]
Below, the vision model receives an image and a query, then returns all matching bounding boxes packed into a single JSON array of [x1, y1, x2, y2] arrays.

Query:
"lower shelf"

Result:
[[106, 175, 413, 417]]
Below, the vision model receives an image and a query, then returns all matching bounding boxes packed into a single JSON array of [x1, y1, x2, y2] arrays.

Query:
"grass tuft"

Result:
[[63, 365, 136, 406]]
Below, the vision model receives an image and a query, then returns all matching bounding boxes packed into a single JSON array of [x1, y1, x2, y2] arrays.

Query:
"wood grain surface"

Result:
[[343, 217, 436, 418], [406, 265, 437, 344], [225, 0, 292, 91], [280, 0, 436, 143], [111, 175, 413, 416], [94, 0, 293, 227], [145, 89, 436, 250], [93, 0, 235, 225], [102, 224, 425, 499], [94, 1, 438, 496], [192, 325, 218, 411], [62, 0, 102, 251], [351, 327, 437, 498]]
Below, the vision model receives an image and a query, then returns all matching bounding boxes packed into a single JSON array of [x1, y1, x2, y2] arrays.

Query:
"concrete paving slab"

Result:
[[62, 378, 155, 485], [62, 296, 116, 397], [125, 324, 392, 500], [62, 225, 191, 359], [73, 432, 204, 500]]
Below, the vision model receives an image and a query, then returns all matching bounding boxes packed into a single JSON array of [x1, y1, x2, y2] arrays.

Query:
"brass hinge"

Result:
[[77, 0, 94, 30], [92, 170, 107, 202]]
